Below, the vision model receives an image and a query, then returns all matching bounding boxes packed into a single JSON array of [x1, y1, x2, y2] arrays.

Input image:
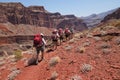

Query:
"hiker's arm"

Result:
[[42, 38, 47, 45]]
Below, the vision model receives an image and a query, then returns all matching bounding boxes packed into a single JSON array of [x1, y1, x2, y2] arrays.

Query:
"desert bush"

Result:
[[115, 22, 120, 29], [83, 41, 91, 47], [76, 47, 85, 53], [70, 75, 82, 80], [100, 30, 107, 36], [102, 49, 111, 54], [81, 64, 93, 73], [93, 37, 101, 42], [65, 45, 73, 51], [13, 50, 22, 61], [99, 43, 111, 49], [102, 35, 114, 42], [68, 39, 75, 44], [0, 61, 5, 66], [7, 70, 20, 80], [74, 33, 81, 39], [50, 71, 58, 80], [114, 37, 120, 45], [86, 33, 93, 38], [49, 56, 61, 67]]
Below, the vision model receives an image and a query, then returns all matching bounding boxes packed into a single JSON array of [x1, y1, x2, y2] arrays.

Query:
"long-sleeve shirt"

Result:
[[42, 38, 46, 45]]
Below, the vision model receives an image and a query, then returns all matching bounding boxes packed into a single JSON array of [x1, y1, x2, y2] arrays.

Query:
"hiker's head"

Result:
[[52, 29, 57, 34], [59, 28, 62, 31], [66, 28, 69, 30], [40, 33, 44, 37]]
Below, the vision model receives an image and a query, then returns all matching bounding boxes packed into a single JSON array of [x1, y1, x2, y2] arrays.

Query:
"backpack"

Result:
[[52, 34, 58, 41], [33, 34, 43, 47], [65, 29, 71, 34], [58, 29, 63, 36]]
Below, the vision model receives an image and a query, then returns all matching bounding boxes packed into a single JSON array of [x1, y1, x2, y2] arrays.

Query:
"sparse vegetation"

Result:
[[99, 43, 111, 49], [93, 37, 101, 42], [102, 49, 111, 54], [13, 49, 22, 61], [49, 56, 61, 67], [83, 41, 91, 47], [70, 75, 82, 80], [68, 39, 75, 44], [65, 45, 73, 51], [115, 22, 120, 29], [76, 47, 85, 53], [50, 71, 58, 80], [114, 37, 120, 45], [7, 70, 20, 80], [86, 33, 93, 38], [102, 35, 114, 42], [81, 64, 93, 73]]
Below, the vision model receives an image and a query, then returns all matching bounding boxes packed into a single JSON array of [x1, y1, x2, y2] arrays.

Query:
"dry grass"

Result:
[[49, 56, 61, 67], [65, 45, 73, 51], [76, 47, 85, 53], [50, 71, 59, 80], [70, 75, 82, 80], [114, 37, 120, 45], [68, 39, 75, 44], [99, 43, 111, 49], [102, 35, 114, 42], [81, 63, 93, 73], [13, 49, 22, 61]]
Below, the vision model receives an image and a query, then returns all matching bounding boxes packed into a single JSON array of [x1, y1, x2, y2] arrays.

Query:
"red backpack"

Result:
[[65, 29, 70, 34], [33, 34, 43, 47], [51, 34, 58, 41], [58, 29, 63, 35]]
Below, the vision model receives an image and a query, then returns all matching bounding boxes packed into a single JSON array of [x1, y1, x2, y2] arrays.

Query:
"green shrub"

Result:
[[13, 50, 22, 61]]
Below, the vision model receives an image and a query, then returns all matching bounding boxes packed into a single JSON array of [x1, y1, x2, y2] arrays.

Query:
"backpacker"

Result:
[[65, 29, 71, 35], [58, 29, 63, 36], [52, 34, 58, 41], [33, 34, 43, 47]]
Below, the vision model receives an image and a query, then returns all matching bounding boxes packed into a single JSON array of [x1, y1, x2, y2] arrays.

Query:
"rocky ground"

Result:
[[0, 24, 120, 80]]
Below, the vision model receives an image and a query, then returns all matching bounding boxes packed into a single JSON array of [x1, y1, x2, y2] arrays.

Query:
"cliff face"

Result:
[[0, 2, 87, 31], [102, 8, 120, 22], [48, 12, 88, 30], [0, 2, 51, 27]]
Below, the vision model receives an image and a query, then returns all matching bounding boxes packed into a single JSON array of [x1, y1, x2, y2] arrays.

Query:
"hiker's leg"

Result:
[[39, 45, 45, 62], [36, 47, 40, 64]]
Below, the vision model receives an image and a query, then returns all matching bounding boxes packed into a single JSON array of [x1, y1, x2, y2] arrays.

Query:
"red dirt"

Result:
[[14, 35, 119, 80], [0, 27, 120, 80]]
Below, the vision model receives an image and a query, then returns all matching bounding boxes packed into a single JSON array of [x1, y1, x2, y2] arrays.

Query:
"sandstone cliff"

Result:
[[0, 2, 51, 28], [0, 2, 87, 31]]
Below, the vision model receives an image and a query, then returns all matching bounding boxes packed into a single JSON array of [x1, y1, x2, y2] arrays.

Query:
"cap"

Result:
[[40, 33, 44, 36]]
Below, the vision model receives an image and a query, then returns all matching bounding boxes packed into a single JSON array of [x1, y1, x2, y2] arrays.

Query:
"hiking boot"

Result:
[[38, 57, 44, 62]]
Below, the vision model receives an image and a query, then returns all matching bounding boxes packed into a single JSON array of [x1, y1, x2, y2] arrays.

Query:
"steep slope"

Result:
[[0, 20, 119, 80]]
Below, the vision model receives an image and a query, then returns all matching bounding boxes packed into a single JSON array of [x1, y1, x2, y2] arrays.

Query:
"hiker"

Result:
[[51, 29, 59, 50], [69, 27, 74, 39], [64, 27, 71, 40], [33, 33, 46, 64], [58, 28, 64, 44]]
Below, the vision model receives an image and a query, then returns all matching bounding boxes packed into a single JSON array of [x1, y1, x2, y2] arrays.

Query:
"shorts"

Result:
[[59, 35, 64, 40], [35, 45, 45, 54]]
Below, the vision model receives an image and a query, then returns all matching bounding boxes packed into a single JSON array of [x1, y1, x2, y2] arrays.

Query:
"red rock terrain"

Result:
[[0, 21, 120, 80]]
